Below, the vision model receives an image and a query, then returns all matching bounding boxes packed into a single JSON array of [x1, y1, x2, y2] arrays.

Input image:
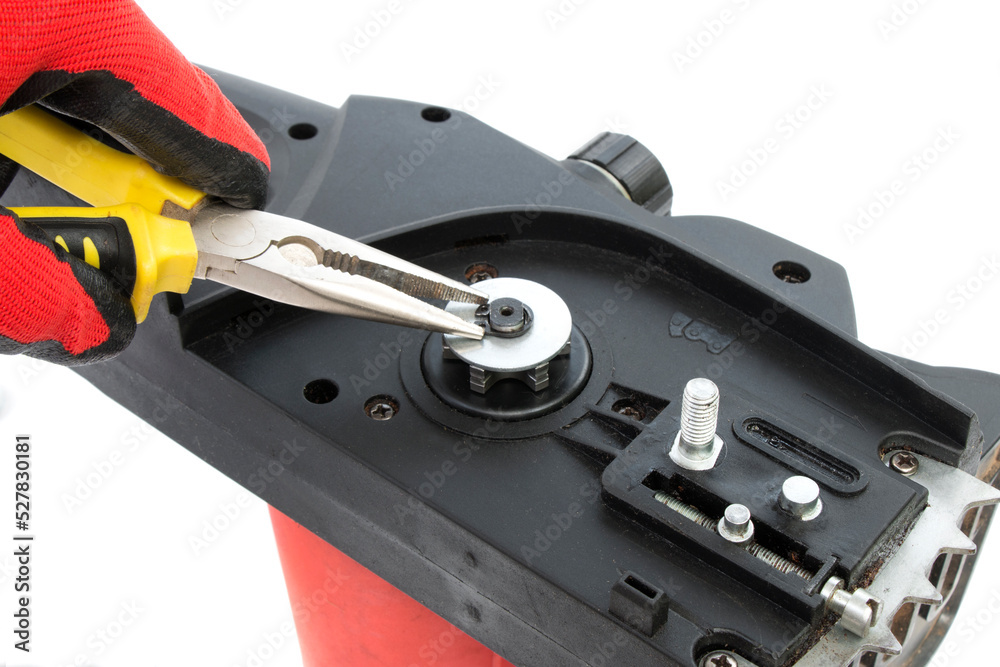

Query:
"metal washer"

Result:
[[443, 278, 572, 392]]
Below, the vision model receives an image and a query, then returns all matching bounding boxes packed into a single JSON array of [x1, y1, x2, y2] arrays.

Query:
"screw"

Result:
[[779, 476, 823, 521], [365, 396, 399, 421], [469, 271, 493, 283], [718, 504, 754, 544], [678, 378, 720, 460], [889, 451, 919, 476], [702, 652, 738, 667], [370, 403, 394, 420], [612, 398, 646, 421]]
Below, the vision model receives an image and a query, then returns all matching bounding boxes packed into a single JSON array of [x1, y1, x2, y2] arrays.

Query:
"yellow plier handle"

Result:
[[0, 106, 206, 321]]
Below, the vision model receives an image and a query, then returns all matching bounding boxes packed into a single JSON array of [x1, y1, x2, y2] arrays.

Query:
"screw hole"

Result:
[[612, 398, 647, 421], [304, 379, 339, 404], [499, 305, 515, 316], [772, 261, 811, 284], [364, 395, 400, 421], [288, 123, 318, 140], [464, 262, 498, 283], [421, 106, 451, 123]]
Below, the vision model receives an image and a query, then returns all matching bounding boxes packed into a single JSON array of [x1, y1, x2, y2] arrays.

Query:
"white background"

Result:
[[2, 1, 999, 665]]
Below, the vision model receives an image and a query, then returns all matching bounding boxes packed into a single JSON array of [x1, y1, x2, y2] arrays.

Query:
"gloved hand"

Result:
[[0, 0, 270, 365]]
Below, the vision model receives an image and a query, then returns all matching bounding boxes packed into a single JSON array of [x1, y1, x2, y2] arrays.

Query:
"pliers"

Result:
[[0, 105, 486, 339]]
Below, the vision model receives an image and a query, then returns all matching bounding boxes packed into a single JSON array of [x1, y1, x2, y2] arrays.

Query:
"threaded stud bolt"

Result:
[[669, 378, 725, 471]]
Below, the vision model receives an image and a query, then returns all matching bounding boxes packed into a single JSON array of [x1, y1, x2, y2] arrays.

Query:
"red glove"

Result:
[[0, 0, 270, 365]]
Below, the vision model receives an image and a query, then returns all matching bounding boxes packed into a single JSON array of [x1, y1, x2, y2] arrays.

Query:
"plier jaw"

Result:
[[191, 204, 487, 339]]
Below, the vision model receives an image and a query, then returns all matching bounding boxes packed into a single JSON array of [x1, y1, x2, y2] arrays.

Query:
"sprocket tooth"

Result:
[[940, 528, 977, 555], [865, 627, 902, 656], [906, 578, 942, 605]]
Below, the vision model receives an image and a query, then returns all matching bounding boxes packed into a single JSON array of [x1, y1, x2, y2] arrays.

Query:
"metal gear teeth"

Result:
[[796, 454, 1000, 666]]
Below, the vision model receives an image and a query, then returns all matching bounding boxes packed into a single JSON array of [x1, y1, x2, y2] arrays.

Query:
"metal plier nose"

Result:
[[191, 202, 486, 338]]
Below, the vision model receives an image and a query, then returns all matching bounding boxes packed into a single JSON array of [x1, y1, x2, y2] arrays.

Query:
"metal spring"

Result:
[[653, 492, 812, 580], [744, 542, 812, 579], [653, 492, 716, 530]]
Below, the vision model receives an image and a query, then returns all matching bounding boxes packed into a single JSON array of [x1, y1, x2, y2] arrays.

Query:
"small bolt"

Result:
[[889, 451, 919, 476], [370, 403, 394, 420], [365, 396, 399, 421], [469, 271, 493, 283], [779, 476, 823, 521], [612, 398, 646, 421], [718, 504, 754, 544], [702, 652, 738, 667], [678, 378, 720, 459]]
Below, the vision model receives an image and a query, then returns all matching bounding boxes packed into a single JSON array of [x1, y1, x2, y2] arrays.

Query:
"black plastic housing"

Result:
[[5, 70, 999, 667]]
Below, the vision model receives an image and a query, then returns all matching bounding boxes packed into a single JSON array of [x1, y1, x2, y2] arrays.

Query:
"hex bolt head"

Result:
[[779, 476, 823, 521], [718, 504, 755, 544], [889, 451, 919, 476]]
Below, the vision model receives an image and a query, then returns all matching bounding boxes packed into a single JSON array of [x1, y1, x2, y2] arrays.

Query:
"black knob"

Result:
[[568, 132, 672, 215]]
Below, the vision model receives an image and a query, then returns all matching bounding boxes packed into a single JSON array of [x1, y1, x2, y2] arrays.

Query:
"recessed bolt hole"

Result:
[[499, 305, 515, 317], [304, 379, 339, 404], [772, 261, 811, 284], [612, 398, 646, 421], [364, 395, 400, 421], [464, 262, 498, 284], [288, 123, 318, 140], [421, 106, 452, 122]]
